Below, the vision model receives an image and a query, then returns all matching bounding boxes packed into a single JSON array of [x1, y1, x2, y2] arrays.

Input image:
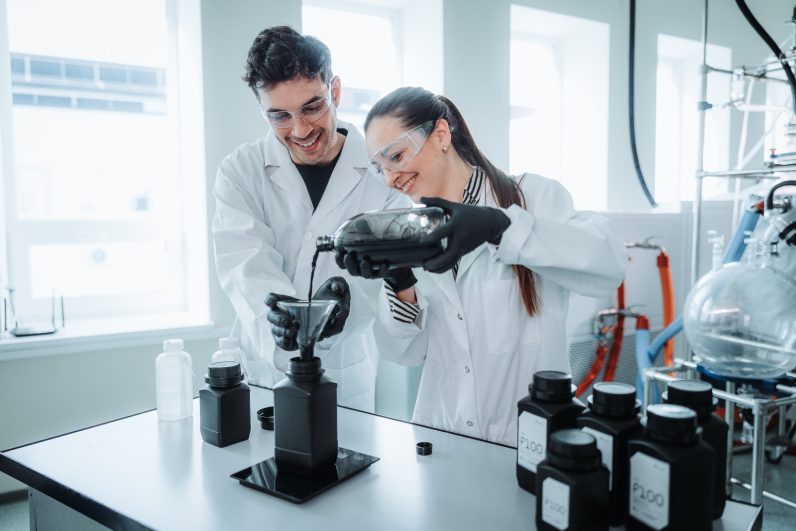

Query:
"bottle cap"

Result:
[[163, 338, 183, 351], [416, 442, 433, 456], [257, 407, 274, 430], [662, 379, 717, 420], [588, 382, 640, 418], [546, 429, 602, 471], [643, 404, 699, 445], [530, 371, 574, 402], [205, 361, 244, 388], [219, 337, 239, 350]]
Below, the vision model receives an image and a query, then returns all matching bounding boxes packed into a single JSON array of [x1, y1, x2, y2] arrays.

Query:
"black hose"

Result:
[[736, 0, 796, 116], [628, 0, 657, 207], [765, 179, 796, 210]]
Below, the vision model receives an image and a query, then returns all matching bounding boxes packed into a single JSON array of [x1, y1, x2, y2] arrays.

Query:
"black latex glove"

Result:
[[264, 293, 300, 351], [419, 196, 511, 274], [335, 250, 417, 291], [312, 276, 351, 340]]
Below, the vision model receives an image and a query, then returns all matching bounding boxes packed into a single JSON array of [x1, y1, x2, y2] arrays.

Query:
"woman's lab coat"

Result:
[[374, 174, 627, 445], [213, 123, 408, 411]]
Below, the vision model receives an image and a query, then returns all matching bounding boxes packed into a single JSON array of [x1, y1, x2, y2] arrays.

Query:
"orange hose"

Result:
[[604, 282, 625, 382], [577, 342, 608, 397], [657, 252, 675, 366]]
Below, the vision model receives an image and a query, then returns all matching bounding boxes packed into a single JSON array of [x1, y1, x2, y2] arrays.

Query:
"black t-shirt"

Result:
[[295, 128, 348, 211]]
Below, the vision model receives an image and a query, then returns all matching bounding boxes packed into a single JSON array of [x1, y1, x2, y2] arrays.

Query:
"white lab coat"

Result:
[[374, 174, 627, 445], [213, 123, 409, 411]]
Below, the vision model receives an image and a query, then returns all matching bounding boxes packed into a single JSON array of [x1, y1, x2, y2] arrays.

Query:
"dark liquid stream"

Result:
[[308, 249, 321, 302]]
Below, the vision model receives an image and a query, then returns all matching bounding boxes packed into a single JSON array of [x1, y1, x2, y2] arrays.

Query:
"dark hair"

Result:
[[365, 87, 540, 317], [244, 26, 332, 96]]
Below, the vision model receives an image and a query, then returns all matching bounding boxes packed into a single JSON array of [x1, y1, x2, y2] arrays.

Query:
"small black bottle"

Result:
[[536, 429, 610, 531], [517, 371, 585, 494], [627, 404, 714, 531], [576, 382, 641, 526], [663, 379, 728, 519], [199, 361, 250, 448], [273, 357, 338, 477]]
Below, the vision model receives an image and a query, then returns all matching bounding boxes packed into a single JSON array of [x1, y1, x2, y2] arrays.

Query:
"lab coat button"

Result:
[[464, 366, 471, 374], [457, 313, 463, 320], [466, 420, 473, 427]]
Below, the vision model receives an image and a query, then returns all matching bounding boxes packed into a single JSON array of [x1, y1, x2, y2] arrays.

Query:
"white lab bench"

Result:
[[0, 386, 762, 530]]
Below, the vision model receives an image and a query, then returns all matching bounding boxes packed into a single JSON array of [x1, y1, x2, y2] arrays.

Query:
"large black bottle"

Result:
[[273, 357, 338, 477], [663, 379, 728, 519], [316, 207, 447, 269], [536, 429, 610, 531], [627, 404, 714, 531], [576, 382, 641, 526], [199, 361, 250, 447], [517, 371, 585, 494]]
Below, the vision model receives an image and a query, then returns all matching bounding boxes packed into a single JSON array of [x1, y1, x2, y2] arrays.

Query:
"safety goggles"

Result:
[[368, 121, 436, 175], [260, 88, 333, 129]]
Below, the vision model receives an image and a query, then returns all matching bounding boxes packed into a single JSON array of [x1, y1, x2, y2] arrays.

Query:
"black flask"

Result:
[[517, 371, 585, 494], [627, 404, 714, 531], [199, 361, 250, 447], [316, 207, 447, 269], [663, 379, 728, 519], [576, 382, 641, 525], [536, 429, 610, 531], [273, 357, 338, 476]]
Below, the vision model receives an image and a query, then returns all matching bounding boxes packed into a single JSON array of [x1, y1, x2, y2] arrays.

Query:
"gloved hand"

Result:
[[335, 250, 417, 292], [312, 276, 351, 340], [264, 293, 300, 351], [419, 196, 511, 274]]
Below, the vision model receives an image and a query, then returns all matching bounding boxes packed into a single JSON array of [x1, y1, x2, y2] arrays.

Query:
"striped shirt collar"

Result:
[[462, 166, 484, 206]]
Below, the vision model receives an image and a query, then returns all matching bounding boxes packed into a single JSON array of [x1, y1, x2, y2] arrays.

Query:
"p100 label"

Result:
[[629, 452, 670, 530], [541, 477, 570, 530], [518, 412, 547, 472]]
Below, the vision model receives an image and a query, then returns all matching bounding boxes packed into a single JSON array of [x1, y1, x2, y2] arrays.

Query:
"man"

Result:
[[212, 26, 407, 411]]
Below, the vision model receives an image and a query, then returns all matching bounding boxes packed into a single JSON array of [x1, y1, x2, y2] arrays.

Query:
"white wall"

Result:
[[2, 0, 794, 495]]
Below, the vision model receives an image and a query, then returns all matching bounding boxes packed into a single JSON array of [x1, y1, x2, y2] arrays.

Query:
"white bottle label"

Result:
[[541, 477, 570, 530], [582, 427, 614, 489], [517, 412, 547, 472], [629, 452, 670, 530]]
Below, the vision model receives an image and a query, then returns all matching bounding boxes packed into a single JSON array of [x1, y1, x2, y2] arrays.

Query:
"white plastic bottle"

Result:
[[211, 337, 244, 368], [156, 338, 194, 421]]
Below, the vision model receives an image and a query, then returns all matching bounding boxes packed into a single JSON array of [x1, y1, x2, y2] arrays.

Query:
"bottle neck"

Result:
[[286, 357, 324, 382]]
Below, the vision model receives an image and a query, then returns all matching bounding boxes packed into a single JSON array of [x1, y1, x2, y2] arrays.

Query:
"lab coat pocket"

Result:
[[483, 279, 540, 354]]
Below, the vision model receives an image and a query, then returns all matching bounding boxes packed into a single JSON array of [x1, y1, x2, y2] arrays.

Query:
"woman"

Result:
[[341, 87, 627, 446]]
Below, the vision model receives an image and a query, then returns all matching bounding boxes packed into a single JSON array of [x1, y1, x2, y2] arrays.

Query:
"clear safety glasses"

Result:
[[260, 88, 333, 129], [368, 121, 436, 175]]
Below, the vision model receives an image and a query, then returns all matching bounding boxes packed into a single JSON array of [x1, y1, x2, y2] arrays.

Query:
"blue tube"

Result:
[[647, 316, 683, 365], [722, 208, 761, 264], [634, 327, 660, 402]]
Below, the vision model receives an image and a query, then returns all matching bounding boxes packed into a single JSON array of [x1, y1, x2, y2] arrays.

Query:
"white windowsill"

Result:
[[0, 313, 231, 361]]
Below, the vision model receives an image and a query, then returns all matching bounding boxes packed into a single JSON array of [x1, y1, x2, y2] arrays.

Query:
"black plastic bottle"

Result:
[[536, 429, 610, 531], [663, 379, 728, 519], [517, 371, 585, 494], [627, 404, 714, 531], [199, 361, 250, 447], [273, 356, 338, 477], [576, 382, 641, 526]]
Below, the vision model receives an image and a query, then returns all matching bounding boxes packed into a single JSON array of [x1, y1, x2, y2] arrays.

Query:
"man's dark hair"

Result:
[[244, 26, 332, 96]]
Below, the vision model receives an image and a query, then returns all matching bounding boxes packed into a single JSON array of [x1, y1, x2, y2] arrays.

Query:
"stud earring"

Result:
[[442, 146, 449, 153]]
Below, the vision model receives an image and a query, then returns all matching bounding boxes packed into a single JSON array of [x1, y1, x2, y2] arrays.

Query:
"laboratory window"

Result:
[[654, 34, 732, 204], [301, 0, 443, 135], [0, 0, 208, 333], [509, 5, 610, 211]]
